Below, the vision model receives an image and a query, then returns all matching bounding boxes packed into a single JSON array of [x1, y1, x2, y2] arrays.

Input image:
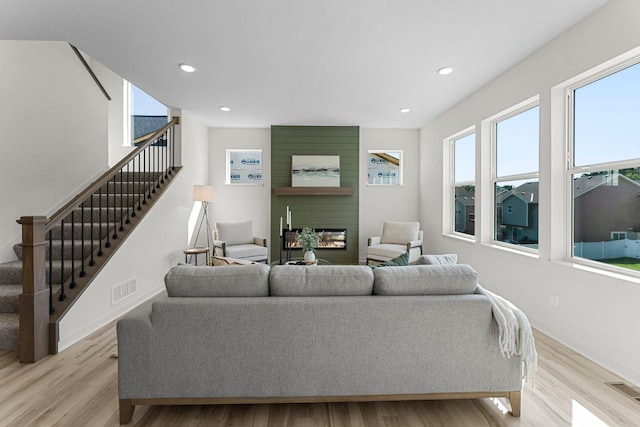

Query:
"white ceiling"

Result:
[[0, 0, 609, 129]]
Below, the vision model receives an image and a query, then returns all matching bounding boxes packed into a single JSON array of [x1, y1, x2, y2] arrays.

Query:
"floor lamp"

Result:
[[192, 185, 216, 260]]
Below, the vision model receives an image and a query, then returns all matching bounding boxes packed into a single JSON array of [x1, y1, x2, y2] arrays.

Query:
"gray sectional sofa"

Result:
[[117, 263, 524, 424]]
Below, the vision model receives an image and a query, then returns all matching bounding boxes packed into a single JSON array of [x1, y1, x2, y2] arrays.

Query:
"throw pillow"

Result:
[[380, 221, 420, 244], [212, 256, 256, 266], [411, 253, 457, 265], [215, 220, 254, 246], [369, 251, 409, 269]]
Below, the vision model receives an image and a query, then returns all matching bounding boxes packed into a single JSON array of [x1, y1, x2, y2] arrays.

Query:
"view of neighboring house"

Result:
[[132, 115, 168, 146], [496, 181, 539, 245], [573, 173, 640, 243], [454, 186, 475, 235], [492, 175, 640, 250]]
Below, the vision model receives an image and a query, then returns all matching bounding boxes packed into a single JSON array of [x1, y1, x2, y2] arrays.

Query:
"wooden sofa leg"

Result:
[[119, 399, 135, 424], [509, 391, 521, 417]]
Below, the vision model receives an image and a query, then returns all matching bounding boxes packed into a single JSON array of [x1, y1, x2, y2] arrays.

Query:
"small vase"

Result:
[[304, 250, 316, 262]]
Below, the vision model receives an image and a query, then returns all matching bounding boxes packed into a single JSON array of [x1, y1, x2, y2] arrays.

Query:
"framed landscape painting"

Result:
[[291, 155, 340, 187]]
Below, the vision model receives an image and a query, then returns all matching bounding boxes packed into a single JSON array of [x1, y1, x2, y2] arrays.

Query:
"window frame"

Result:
[[446, 127, 476, 240], [565, 55, 640, 276], [489, 97, 540, 253]]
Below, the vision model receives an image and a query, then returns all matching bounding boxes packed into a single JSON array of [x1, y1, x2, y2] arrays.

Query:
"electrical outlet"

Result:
[[550, 294, 560, 308]]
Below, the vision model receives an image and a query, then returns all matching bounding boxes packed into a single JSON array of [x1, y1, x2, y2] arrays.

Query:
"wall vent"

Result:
[[606, 382, 640, 403], [111, 279, 136, 305]]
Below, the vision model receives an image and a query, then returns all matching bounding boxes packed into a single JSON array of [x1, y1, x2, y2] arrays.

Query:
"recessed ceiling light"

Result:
[[219, 106, 231, 112], [178, 63, 196, 73], [437, 66, 453, 76], [399, 108, 411, 113]]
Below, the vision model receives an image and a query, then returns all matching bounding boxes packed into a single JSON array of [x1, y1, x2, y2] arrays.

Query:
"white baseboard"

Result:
[[532, 316, 640, 388], [58, 283, 164, 352]]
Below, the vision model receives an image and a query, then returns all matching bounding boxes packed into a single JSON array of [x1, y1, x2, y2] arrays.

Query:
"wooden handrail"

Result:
[[45, 117, 179, 231]]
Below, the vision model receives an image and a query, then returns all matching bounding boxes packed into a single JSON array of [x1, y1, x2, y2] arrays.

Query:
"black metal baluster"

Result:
[[105, 178, 111, 248], [49, 230, 54, 314], [112, 175, 118, 239], [136, 154, 142, 212], [59, 219, 66, 302], [155, 139, 160, 190], [126, 163, 132, 223], [142, 150, 147, 205], [98, 188, 104, 256], [147, 147, 153, 198], [89, 194, 96, 266], [70, 210, 76, 289], [80, 202, 86, 277], [170, 127, 175, 172], [160, 135, 165, 184], [120, 169, 125, 231]]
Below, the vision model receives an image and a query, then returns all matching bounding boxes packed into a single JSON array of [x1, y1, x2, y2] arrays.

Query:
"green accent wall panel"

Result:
[[271, 126, 359, 265]]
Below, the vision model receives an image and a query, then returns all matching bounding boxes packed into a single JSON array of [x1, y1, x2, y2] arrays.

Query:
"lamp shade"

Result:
[[192, 185, 216, 202]]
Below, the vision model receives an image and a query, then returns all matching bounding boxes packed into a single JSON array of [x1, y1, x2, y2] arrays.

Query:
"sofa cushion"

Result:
[[164, 264, 270, 297], [369, 252, 409, 269], [270, 265, 374, 296], [216, 220, 254, 245], [380, 221, 419, 244], [373, 264, 478, 295], [411, 253, 457, 265]]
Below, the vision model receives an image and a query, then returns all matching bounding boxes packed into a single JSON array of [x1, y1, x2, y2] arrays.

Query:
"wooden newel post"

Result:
[[17, 216, 49, 363]]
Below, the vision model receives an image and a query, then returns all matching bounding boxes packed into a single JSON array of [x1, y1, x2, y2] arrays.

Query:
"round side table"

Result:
[[183, 247, 210, 266]]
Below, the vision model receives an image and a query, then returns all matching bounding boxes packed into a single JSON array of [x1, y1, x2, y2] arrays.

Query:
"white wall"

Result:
[[90, 58, 132, 167], [420, 0, 640, 386], [59, 110, 209, 349], [207, 128, 420, 263], [208, 128, 271, 245], [359, 129, 420, 263], [0, 41, 108, 262]]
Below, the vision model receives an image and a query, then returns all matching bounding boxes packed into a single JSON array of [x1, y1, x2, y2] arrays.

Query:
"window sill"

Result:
[[482, 242, 539, 259], [442, 233, 476, 243], [554, 258, 640, 285]]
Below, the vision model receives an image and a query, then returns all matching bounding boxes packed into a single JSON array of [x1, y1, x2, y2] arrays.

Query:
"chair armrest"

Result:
[[407, 240, 423, 254], [407, 239, 422, 248], [254, 237, 267, 247], [368, 236, 381, 246], [213, 240, 226, 256]]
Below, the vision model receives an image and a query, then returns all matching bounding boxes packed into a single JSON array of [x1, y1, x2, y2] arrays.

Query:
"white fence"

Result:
[[574, 239, 640, 260]]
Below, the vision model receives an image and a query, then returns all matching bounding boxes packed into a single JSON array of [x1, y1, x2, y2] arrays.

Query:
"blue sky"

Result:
[[454, 60, 640, 181], [131, 85, 167, 116], [574, 61, 640, 167]]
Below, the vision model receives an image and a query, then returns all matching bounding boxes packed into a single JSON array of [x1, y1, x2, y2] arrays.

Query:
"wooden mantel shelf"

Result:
[[275, 186, 355, 196]]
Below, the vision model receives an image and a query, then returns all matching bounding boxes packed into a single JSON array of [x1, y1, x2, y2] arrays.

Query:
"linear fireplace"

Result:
[[283, 228, 347, 250]]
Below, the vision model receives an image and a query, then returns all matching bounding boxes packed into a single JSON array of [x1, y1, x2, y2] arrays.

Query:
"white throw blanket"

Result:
[[475, 284, 537, 383]]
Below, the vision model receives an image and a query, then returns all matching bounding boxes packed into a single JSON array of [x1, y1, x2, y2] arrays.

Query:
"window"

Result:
[[451, 130, 476, 237], [367, 150, 402, 185], [126, 83, 167, 146], [569, 59, 640, 274], [226, 149, 263, 184], [491, 101, 539, 250]]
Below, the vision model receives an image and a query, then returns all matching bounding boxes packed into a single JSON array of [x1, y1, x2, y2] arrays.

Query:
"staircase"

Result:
[[0, 118, 181, 359], [0, 174, 164, 350]]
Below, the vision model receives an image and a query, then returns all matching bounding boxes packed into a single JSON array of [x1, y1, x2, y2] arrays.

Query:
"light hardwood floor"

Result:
[[0, 324, 639, 426]]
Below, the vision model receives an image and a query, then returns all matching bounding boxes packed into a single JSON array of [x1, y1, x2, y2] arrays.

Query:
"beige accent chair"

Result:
[[366, 221, 423, 264], [213, 220, 268, 263]]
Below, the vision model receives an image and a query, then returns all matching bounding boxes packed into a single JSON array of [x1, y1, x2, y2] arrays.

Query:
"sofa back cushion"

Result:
[[373, 264, 478, 295], [270, 265, 374, 296], [165, 264, 270, 297], [215, 220, 254, 245], [380, 221, 420, 244]]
